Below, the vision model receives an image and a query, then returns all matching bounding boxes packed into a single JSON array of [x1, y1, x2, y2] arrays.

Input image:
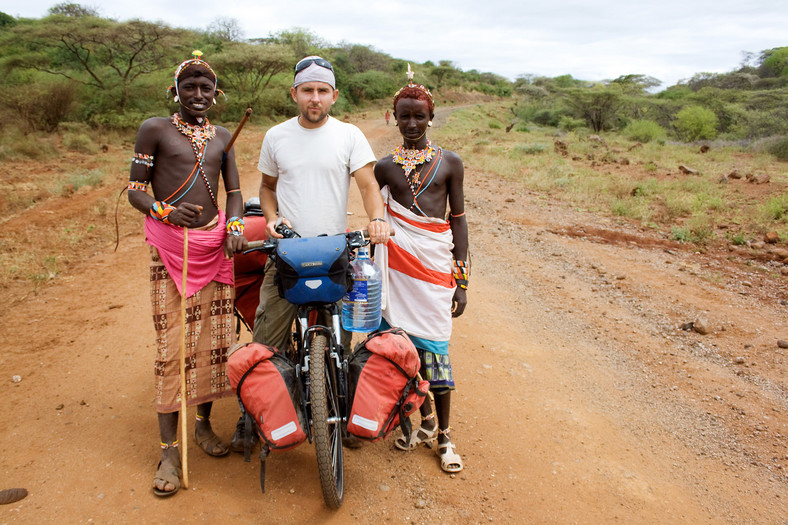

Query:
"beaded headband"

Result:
[[167, 50, 224, 100], [393, 64, 434, 104]]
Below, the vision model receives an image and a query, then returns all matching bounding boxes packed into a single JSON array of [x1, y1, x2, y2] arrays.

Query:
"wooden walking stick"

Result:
[[179, 227, 189, 488], [225, 108, 252, 153]]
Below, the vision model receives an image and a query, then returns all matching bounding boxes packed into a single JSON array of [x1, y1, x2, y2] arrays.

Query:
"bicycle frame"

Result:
[[292, 303, 348, 443]]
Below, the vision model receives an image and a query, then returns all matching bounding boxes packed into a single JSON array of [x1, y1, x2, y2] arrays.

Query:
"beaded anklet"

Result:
[[160, 440, 179, 449], [195, 414, 210, 422]]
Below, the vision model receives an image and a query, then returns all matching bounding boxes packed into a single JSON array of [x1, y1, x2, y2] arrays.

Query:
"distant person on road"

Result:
[[229, 55, 390, 451], [385, 109, 391, 125], [127, 51, 247, 497], [374, 67, 468, 473]]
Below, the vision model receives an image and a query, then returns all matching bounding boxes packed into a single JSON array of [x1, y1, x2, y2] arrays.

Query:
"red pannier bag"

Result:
[[227, 342, 307, 452], [346, 328, 430, 442], [232, 214, 267, 332]]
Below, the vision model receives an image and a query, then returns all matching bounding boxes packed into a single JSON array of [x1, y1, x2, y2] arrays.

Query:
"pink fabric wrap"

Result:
[[145, 210, 234, 297]]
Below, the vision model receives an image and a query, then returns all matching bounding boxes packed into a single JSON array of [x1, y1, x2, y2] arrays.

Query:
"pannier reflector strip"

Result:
[[305, 280, 322, 289], [270, 421, 298, 441], [351, 414, 379, 431]]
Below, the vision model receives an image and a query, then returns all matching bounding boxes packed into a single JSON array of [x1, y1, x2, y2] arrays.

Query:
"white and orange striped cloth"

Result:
[[376, 187, 455, 350]]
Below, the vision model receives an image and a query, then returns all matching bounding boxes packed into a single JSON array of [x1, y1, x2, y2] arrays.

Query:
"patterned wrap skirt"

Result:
[[150, 247, 234, 413]]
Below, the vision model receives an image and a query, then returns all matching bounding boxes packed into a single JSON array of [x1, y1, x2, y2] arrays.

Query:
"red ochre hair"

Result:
[[393, 85, 434, 115]]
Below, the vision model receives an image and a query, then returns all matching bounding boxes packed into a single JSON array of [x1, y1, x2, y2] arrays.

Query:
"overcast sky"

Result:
[[5, 0, 788, 89]]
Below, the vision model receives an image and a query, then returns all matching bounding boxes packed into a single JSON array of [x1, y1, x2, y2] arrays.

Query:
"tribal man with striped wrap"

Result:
[[374, 68, 468, 473]]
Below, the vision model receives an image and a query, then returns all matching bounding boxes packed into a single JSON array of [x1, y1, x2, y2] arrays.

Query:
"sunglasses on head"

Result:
[[294, 57, 334, 75]]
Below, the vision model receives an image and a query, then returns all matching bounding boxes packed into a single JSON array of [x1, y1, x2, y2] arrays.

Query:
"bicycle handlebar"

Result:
[[243, 228, 394, 255]]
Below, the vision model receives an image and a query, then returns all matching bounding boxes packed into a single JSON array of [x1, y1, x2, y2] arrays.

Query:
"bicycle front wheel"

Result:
[[309, 333, 344, 508]]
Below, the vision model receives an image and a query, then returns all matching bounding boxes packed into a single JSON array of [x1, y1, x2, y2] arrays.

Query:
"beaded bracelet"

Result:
[[132, 152, 155, 168], [453, 260, 469, 289], [127, 180, 149, 192], [150, 201, 176, 224], [226, 216, 244, 236]]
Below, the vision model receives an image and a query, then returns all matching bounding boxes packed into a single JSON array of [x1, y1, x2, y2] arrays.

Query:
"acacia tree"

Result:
[[47, 2, 98, 17], [211, 42, 293, 115], [563, 85, 624, 132], [4, 15, 186, 109]]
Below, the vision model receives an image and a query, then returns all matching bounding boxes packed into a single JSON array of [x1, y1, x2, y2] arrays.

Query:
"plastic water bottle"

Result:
[[341, 245, 382, 332]]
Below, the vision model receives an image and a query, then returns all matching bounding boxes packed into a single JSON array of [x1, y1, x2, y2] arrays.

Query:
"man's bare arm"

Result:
[[353, 162, 390, 244], [259, 173, 284, 238]]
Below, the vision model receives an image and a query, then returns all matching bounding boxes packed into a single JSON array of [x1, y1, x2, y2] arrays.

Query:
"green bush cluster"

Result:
[[767, 136, 788, 161], [622, 120, 666, 143], [674, 106, 718, 141]]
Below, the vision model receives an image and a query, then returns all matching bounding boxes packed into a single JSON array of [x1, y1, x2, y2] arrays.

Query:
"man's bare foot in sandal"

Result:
[[395, 413, 438, 451], [194, 414, 230, 457], [436, 428, 463, 473], [153, 441, 182, 497]]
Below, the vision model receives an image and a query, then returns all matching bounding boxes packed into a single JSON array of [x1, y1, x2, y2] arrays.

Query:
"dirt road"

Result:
[[1, 112, 786, 524]]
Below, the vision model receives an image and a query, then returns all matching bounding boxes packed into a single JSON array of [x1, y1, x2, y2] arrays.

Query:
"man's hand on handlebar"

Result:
[[366, 219, 391, 244], [224, 234, 248, 259]]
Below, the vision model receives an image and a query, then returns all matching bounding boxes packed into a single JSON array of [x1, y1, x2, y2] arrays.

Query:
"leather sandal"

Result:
[[153, 444, 182, 497], [436, 440, 463, 473], [394, 423, 438, 451]]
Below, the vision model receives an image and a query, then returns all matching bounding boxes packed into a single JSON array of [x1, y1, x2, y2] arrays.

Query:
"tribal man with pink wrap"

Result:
[[374, 69, 469, 473], [127, 52, 247, 497]]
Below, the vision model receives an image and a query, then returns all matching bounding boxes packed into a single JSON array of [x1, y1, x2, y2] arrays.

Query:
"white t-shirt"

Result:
[[257, 116, 376, 238]]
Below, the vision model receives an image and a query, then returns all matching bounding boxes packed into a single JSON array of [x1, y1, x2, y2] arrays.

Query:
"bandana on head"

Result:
[[293, 56, 336, 89]]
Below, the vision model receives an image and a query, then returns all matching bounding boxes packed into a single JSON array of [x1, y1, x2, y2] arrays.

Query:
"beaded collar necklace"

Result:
[[171, 112, 216, 151], [393, 140, 435, 173], [393, 141, 436, 191], [170, 112, 218, 207]]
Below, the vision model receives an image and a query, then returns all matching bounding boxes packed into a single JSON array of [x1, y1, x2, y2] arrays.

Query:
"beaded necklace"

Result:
[[170, 112, 218, 207], [392, 141, 436, 191]]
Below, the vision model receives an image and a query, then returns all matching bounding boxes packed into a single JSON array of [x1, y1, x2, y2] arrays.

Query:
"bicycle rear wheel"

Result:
[[309, 333, 344, 508]]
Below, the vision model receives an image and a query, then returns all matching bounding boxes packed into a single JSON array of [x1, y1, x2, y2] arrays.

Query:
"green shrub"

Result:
[[558, 116, 585, 132], [51, 169, 106, 195], [730, 232, 747, 245], [88, 111, 150, 131], [767, 136, 788, 161], [761, 195, 788, 221], [488, 120, 503, 129], [512, 143, 545, 156], [63, 133, 97, 153], [674, 106, 718, 142], [532, 109, 560, 127], [5, 81, 77, 132], [622, 120, 666, 143], [514, 124, 530, 133]]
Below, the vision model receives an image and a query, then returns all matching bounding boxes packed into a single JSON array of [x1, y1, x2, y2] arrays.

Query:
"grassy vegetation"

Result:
[[433, 102, 788, 246]]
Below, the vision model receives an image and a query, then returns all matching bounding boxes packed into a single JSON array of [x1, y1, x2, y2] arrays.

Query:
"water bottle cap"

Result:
[[358, 245, 370, 258]]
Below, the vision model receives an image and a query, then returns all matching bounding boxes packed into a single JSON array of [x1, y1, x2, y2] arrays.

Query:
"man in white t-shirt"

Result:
[[231, 56, 390, 451]]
